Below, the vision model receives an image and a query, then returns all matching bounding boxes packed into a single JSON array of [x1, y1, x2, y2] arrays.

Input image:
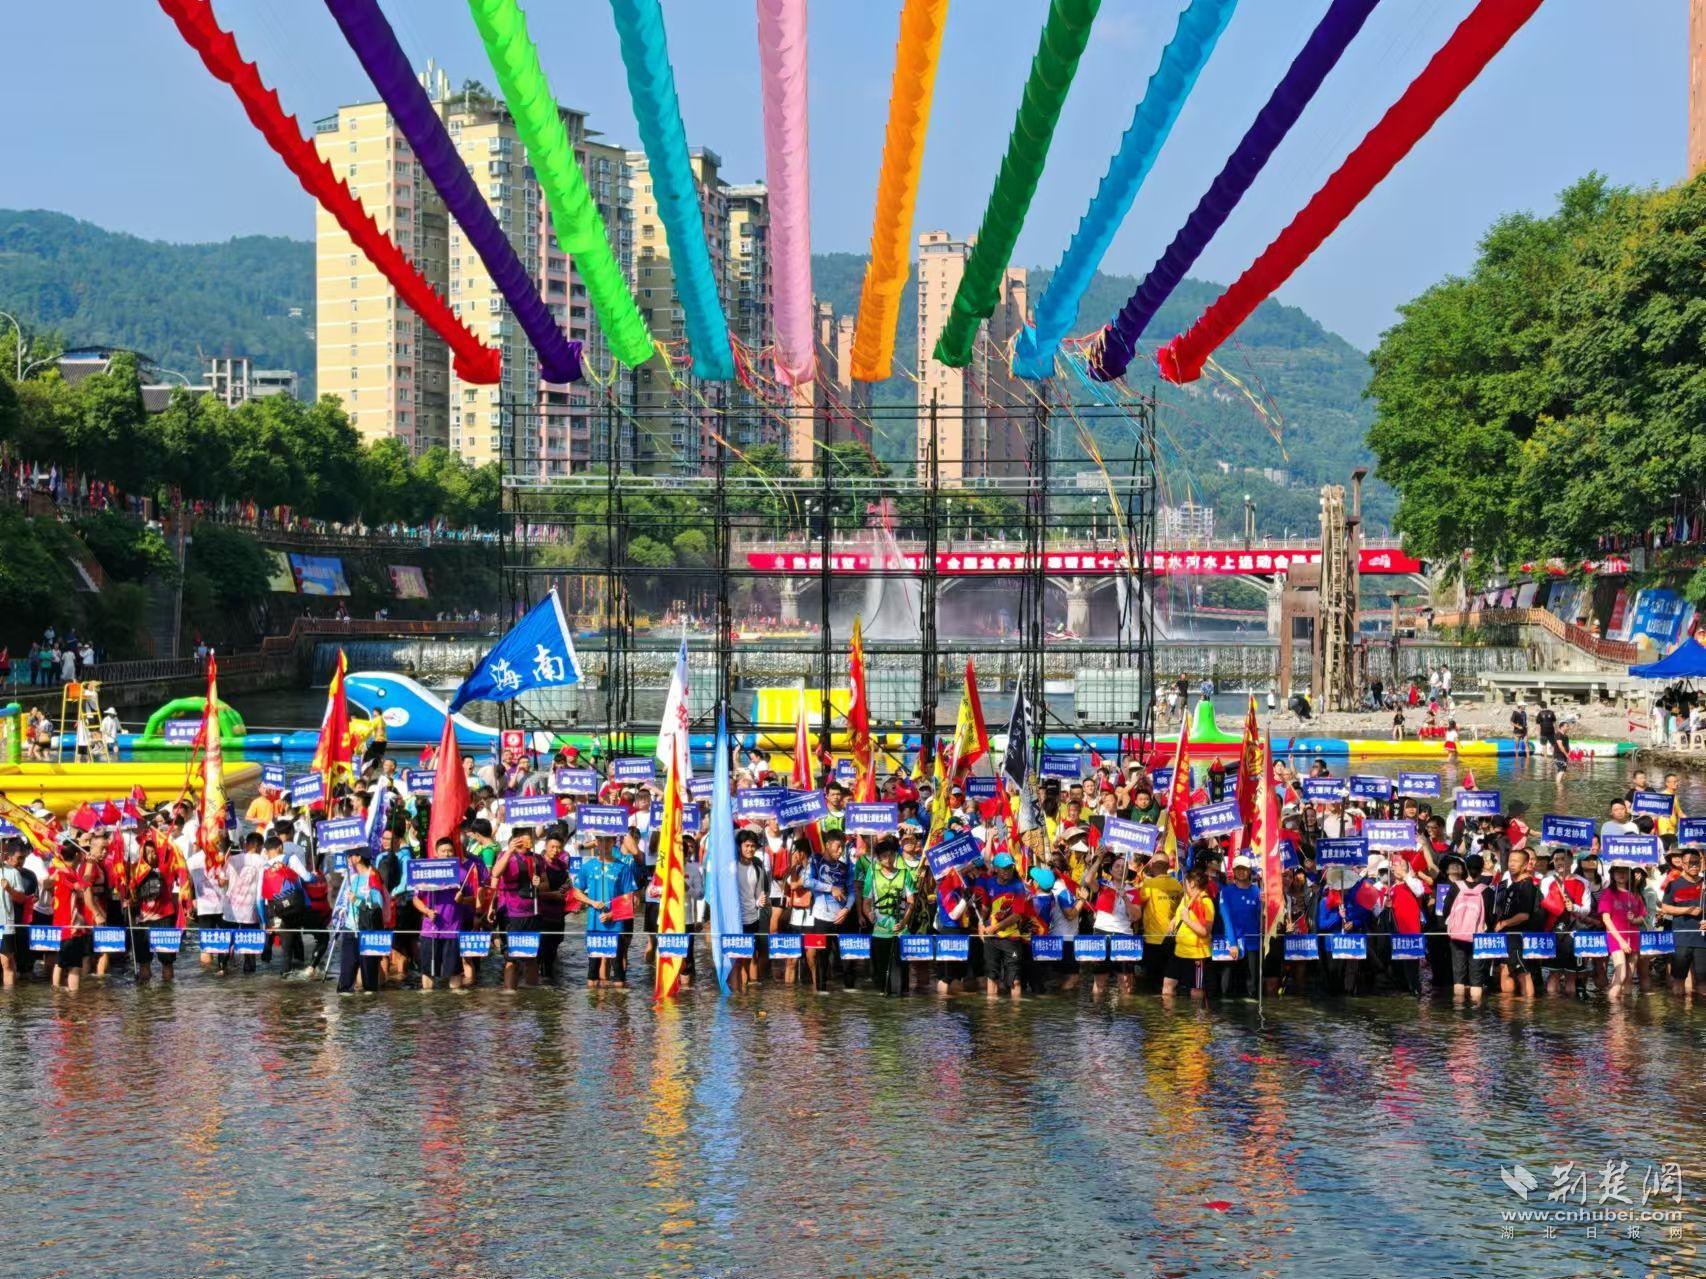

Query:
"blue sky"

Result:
[[3, 0, 1689, 349]]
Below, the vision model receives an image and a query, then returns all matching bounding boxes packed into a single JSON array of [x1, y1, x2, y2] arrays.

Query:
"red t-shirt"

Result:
[[1390, 880, 1424, 934], [51, 862, 92, 934]]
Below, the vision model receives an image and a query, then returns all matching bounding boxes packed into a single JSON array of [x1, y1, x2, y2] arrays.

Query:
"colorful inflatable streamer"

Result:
[[849, 0, 949, 383], [155, 0, 501, 384], [325, 0, 581, 385], [1157, 0, 1543, 385], [755, 0, 815, 386], [1011, 0, 1239, 380], [468, 0, 654, 370], [607, 0, 735, 380], [932, 0, 1101, 369], [1089, 0, 1380, 381]]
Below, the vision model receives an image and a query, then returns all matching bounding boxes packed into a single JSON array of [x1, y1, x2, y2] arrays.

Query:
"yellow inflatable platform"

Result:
[[0, 761, 260, 816]]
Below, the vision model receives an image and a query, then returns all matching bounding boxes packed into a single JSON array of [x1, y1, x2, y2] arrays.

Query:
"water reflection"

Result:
[[6, 979, 1703, 1277]]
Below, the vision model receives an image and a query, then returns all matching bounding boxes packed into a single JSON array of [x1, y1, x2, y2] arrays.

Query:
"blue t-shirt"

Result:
[[574, 858, 636, 933], [1216, 881, 1263, 948]]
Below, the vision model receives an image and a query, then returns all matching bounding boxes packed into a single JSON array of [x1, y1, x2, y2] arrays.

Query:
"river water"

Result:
[[7, 971, 1702, 1278]]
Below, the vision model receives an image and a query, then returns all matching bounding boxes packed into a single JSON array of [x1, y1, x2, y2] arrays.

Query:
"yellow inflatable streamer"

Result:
[[850, 0, 950, 382]]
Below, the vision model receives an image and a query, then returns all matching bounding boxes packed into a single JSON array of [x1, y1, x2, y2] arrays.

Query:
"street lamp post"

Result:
[[0, 311, 23, 380], [1243, 494, 1255, 550]]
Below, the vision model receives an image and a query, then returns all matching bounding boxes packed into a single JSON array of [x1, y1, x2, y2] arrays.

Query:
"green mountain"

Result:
[[0, 209, 316, 393], [0, 209, 1383, 531]]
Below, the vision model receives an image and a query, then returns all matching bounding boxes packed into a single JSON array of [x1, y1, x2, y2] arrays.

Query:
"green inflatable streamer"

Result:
[[933, 0, 1101, 368], [468, 0, 653, 368]]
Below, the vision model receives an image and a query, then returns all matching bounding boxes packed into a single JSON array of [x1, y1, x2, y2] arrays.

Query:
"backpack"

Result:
[[304, 874, 332, 921], [1445, 883, 1485, 943], [265, 869, 308, 927]]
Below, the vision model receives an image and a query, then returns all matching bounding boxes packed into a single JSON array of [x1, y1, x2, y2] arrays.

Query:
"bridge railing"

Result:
[[1430, 607, 1637, 666]]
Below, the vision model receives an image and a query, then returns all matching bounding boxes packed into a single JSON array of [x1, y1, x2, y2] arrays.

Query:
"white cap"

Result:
[[1366, 854, 1390, 875], [1232, 855, 1255, 870]]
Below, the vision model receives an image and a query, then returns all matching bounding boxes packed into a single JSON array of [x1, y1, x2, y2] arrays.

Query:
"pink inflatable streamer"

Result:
[[755, 0, 816, 386]]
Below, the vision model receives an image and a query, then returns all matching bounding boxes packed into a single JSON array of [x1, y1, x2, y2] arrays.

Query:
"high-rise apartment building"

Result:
[[314, 63, 634, 478], [914, 230, 1029, 485]]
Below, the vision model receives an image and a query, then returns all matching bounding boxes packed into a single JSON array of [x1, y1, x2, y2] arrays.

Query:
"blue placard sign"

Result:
[[148, 928, 184, 954], [1316, 837, 1368, 867], [553, 768, 600, 795], [505, 796, 558, 825], [406, 769, 436, 796], [844, 803, 899, 836], [767, 934, 804, 959], [734, 787, 785, 818], [689, 776, 715, 802], [163, 719, 200, 746], [359, 931, 392, 956], [1110, 936, 1144, 963], [1454, 789, 1502, 816], [1301, 777, 1347, 803], [577, 805, 631, 837], [1211, 937, 1237, 962], [611, 757, 655, 784], [776, 790, 829, 828], [1326, 934, 1367, 960], [833, 759, 857, 786], [1541, 816, 1596, 849], [261, 764, 287, 789], [290, 773, 326, 807], [29, 925, 64, 951], [404, 860, 461, 891], [200, 928, 232, 952], [584, 932, 618, 958], [934, 935, 970, 962], [1030, 936, 1063, 961], [656, 933, 691, 958], [1390, 934, 1426, 960], [92, 927, 126, 954], [1101, 817, 1160, 856], [719, 933, 755, 958], [1150, 766, 1173, 794], [1572, 931, 1609, 958], [1603, 835, 1662, 866], [1072, 935, 1108, 962], [926, 832, 981, 877], [1640, 930, 1676, 955], [458, 931, 493, 958], [1364, 820, 1416, 852], [1350, 775, 1393, 803], [233, 929, 267, 955], [1396, 772, 1441, 798], [1040, 752, 1082, 778], [647, 801, 703, 833], [839, 934, 872, 960], [1187, 800, 1242, 840], [1632, 791, 1676, 818], [965, 777, 999, 799], [1521, 933, 1557, 960], [316, 817, 365, 853], [1679, 818, 1706, 848], [1284, 934, 1318, 961], [505, 932, 541, 959], [1472, 933, 1507, 959], [899, 936, 933, 962]]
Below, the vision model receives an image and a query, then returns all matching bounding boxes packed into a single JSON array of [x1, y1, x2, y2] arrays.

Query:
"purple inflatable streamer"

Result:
[[1090, 0, 1380, 380], [325, 0, 581, 384]]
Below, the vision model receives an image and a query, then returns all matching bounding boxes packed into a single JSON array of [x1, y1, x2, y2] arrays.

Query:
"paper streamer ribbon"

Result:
[[325, 0, 581, 385], [1012, 0, 1239, 380], [1157, 0, 1544, 385], [156, 0, 501, 383], [755, 0, 815, 386], [608, 0, 735, 381], [849, 0, 950, 383], [1089, 0, 1381, 381], [932, 0, 1101, 369], [467, 0, 654, 370]]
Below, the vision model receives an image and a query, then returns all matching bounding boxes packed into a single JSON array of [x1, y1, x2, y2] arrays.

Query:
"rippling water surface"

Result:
[[8, 964, 1704, 1279]]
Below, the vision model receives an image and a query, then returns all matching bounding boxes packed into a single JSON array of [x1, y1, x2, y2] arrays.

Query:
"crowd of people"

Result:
[[3, 627, 97, 687], [3, 738, 1702, 1006]]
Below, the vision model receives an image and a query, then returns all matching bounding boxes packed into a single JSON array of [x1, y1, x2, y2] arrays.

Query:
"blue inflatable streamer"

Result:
[[1012, 0, 1239, 380], [606, 0, 734, 381], [1090, 0, 1382, 380]]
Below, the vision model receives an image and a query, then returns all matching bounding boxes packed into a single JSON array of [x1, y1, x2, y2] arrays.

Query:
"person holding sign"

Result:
[[1164, 869, 1215, 1001], [1660, 850, 1706, 994], [802, 830, 856, 994], [976, 853, 1038, 1002], [1490, 848, 1538, 999], [489, 833, 541, 992], [413, 836, 466, 991], [860, 837, 914, 997], [572, 836, 637, 989], [1598, 863, 1647, 1001], [337, 847, 387, 995]]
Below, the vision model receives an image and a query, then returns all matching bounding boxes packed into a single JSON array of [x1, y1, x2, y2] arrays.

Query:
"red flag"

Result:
[[1233, 694, 1261, 850], [426, 715, 469, 854], [847, 617, 876, 802], [1162, 703, 1193, 861], [1257, 739, 1285, 941], [310, 649, 352, 790], [100, 801, 122, 827]]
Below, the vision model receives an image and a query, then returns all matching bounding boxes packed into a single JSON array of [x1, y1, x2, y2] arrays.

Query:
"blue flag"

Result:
[[703, 706, 742, 995], [448, 589, 582, 713]]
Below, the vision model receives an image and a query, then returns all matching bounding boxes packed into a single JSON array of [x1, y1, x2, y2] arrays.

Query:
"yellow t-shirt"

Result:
[[1139, 874, 1184, 943], [1657, 793, 1680, 838], [1171, 893, 1216, 961], [245, 795, 281, 824]]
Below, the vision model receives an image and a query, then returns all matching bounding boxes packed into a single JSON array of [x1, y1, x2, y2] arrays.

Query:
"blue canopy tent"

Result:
[[1628, 636, 1706, 679]]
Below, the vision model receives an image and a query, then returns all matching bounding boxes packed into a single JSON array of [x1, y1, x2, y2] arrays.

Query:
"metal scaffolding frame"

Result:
[[497, 386, 1158, 765]]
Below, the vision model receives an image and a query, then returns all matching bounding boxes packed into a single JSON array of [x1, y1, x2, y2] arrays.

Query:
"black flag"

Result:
[[1002, 683, 1033, 789]]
